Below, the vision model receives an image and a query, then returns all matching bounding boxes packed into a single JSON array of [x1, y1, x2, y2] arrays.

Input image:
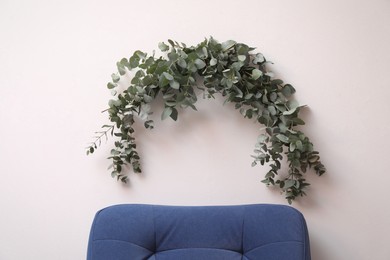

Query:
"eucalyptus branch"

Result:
[[86, 125, 114, 155], [87, 37, 326, 203]]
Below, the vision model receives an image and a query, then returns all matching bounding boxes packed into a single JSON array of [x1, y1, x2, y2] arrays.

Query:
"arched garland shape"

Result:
[[87, 37, 326, 204]]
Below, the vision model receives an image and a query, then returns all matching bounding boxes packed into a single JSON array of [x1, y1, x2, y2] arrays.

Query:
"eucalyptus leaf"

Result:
[[161, 107, 172, 120], [116, 63, 126, 75], [283, 107, 297, 115], [111, 73, 120, 83], [282, 84, 296, 97], [194, 59, 206, 69], [107, 82, 117, 89], [163, 72, 174, 81], [163, 92, 175, 99], [257, 134, 268, 143], [170, 80, 180, 89], [129, 55, 140, 68], [168, 39, 175, 47], [252, 69, 263, 80], [267, 105, 277, 115], [253, 53, 265, 64], [221, 40, 236, 51], [296, 140, 303, 151], [238, 55, 246, 62], [284, 179, 295, 189], [276, 134, 289, 143], [245, 93, 253, 100], [143, 94, 153, 103], [170, 107, 178, 121], [177, 58, 187, 68]]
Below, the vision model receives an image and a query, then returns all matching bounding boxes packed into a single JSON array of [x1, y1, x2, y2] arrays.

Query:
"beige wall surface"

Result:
[[1, 0, 390, 259]]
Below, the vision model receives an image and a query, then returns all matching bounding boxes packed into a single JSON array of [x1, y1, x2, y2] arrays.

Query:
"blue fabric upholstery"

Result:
[[87, 204, 311, 260]]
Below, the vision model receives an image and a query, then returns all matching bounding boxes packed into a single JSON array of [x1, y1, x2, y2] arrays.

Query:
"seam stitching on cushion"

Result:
[[152, 205, 157, 253], [155, 247, 244, 254], [245, 240, 303, 255], [241, 206, 245, 256], [299, 212, 308, 260], [93, 238, 153, 252], [88, 208, 104, 259]]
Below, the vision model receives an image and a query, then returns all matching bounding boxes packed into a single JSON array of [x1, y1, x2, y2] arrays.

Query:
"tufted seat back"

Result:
[[87, 204, 311, 260]]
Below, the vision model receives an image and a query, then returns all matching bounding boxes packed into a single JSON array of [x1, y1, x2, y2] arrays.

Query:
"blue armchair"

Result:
[[87, 204, 311, 260]]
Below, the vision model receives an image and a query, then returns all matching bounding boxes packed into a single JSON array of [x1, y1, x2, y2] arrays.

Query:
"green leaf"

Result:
[[267, 105, 277, 115], [194, 59, 206, 69], [284, 179, 295, 189], [144, 120, 154, 129], [257, 134, 268, 143], [269, 92, 277, 102], [111, 73, 120, 83], [159, 76, 170, 87], [163, 72, 174, 81], [231, 61, 244, 71], [161, 107, 172, 120], [142, 75, 154, 86], [168, 52, 179, 61], [168, 39, 175, 46], [116, 62, 126, 75], [196, 46, 208, 58], [236, 44, 250, 55], [111, 171, 118, 178], [308, 155, 320, 163], [282, 84, 296, 98], [278, 122, 288, 133], [169, 80, 180, 89], [252, 69, 263, 80], [276, 134, 289, 143], [282, 107, 297, 115], [253, 53, 265, 64], [158, 42, 169, 52], [210, 58, 217, 66], [107, 82, 117, 89], [177, 58, 187, 68], [265, 171, 275, 178], [129, 55, 140, 68], [238, 55, 246, 62], [271, 79, 283, 86], [292, 118, 305, 125], [244, 93, 253, 100], [221, 40, 236, 51], [296, 140, 303, 151], [143, 94, 153, 103], [165, 100, 176, 107], [163, 92, 175, 99], [223, 69, 233, 78], [134, 50, 146, 60], [170, 107, 178, 121]]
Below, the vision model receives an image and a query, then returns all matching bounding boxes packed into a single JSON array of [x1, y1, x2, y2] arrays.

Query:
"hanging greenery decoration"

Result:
[[87, 37, 326, 204]]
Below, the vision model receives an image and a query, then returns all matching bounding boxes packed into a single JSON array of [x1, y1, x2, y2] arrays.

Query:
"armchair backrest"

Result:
[[87, 204, 311, 260]]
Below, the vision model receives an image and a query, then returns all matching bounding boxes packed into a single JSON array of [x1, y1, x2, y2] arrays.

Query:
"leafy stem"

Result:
[[87, 37, 326, 203], [86, 125, 114, 155]]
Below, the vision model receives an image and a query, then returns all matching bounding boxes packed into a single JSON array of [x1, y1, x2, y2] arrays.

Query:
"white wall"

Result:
[[1, 0, 389, 259]]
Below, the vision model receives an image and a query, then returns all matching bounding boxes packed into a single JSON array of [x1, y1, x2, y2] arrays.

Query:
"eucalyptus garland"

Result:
[[87, 37, 325, 204]]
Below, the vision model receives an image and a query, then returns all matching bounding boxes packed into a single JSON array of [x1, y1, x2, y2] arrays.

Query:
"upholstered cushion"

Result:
[[87, 204, 311, 260]]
